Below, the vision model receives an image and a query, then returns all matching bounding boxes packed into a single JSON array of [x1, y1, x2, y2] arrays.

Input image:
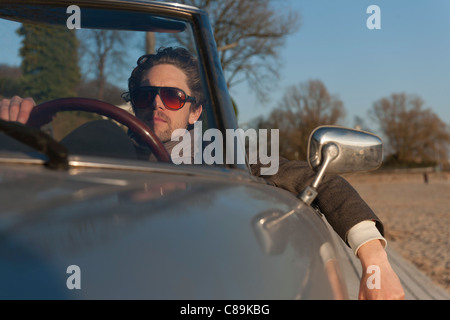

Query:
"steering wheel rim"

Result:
[[26, 97, 171, 162]]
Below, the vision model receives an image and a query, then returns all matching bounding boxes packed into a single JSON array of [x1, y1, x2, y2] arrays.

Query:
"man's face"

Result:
[[135, 64, 202, 142]]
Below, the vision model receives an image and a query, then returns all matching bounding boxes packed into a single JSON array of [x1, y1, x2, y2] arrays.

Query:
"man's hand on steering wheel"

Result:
[[0, 96, 36, 124]]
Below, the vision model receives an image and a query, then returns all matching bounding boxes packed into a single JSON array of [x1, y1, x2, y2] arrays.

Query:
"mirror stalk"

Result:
[[299, 143, 339, 205]]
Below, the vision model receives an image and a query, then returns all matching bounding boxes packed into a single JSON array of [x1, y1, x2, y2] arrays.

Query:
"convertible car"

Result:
[[0, 0, 383, 300]]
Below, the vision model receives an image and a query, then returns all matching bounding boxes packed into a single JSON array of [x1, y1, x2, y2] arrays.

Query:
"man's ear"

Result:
[[188, 105, 203, 125]]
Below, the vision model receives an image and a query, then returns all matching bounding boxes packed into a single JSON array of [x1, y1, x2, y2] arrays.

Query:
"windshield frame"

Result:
[[0, 0, 248, 173]]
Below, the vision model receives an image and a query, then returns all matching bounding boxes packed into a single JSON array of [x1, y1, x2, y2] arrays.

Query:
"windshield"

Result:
[[0, 2, 227, 169]]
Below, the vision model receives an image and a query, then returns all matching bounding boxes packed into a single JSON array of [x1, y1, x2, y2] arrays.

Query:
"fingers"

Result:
[[8, 96, 21, 122], [358, 263, 405, 300], [0, 98, 10, 121], [0, 96, 36, 124], [16, 97, 35, 124]]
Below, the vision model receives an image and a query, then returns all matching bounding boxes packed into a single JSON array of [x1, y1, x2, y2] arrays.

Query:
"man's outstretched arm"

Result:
[[251, 159, 404, 300]]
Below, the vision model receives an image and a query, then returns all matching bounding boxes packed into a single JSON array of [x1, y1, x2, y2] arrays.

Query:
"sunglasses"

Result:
[[130, 86, 196, 110]]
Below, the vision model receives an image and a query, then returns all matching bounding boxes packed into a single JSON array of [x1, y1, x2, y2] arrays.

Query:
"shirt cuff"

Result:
[[347, 220, 387, 257]]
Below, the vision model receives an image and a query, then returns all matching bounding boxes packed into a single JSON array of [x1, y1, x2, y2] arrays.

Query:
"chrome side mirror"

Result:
[[299, 126, 383, 205], [308, 126, 383, 175]]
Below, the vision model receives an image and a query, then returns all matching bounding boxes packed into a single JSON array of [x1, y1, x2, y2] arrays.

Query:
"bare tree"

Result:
[[258, 80, 345, 160], [371, 93, 450, 167], [146, 32, 156, 54], [0, 64, 23, 98], [0, 65, 21, 79], [78, 30, 128, 100], [171, 0, 301, 101]]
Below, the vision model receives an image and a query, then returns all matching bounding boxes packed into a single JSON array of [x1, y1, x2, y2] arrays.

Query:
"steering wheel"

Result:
[[26, 97, 171, 162]]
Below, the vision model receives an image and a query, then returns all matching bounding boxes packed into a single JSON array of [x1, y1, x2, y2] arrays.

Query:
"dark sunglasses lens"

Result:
[[160, 88, 185, 110], [133, 89, 155, 109]]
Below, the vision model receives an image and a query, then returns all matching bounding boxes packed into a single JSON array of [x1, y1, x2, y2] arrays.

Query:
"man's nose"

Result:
[[153, 93, 165, 110]]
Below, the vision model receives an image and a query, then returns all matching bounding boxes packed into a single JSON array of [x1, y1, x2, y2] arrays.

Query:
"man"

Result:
[[123, 47, 204, 162], [0, 47, 404, 299]]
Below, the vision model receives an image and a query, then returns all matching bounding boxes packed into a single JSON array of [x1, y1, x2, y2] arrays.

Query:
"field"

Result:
[[345, 170, 450, 293]]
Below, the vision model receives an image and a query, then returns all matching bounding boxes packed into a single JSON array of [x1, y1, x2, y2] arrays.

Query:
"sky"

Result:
[[1, 0, 449, 134], [231, 0, 450, 131]]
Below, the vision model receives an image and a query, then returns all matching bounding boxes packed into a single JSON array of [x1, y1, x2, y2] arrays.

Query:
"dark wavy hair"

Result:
[[125, 47, 203, 113]]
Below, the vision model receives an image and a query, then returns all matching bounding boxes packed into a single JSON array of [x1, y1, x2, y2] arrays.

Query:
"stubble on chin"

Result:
[[156, 126, 173, 143], [141, 115, 171, 143]]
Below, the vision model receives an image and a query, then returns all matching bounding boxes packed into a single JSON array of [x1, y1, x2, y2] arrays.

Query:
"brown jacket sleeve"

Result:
[[250, 158, 384, 245]]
